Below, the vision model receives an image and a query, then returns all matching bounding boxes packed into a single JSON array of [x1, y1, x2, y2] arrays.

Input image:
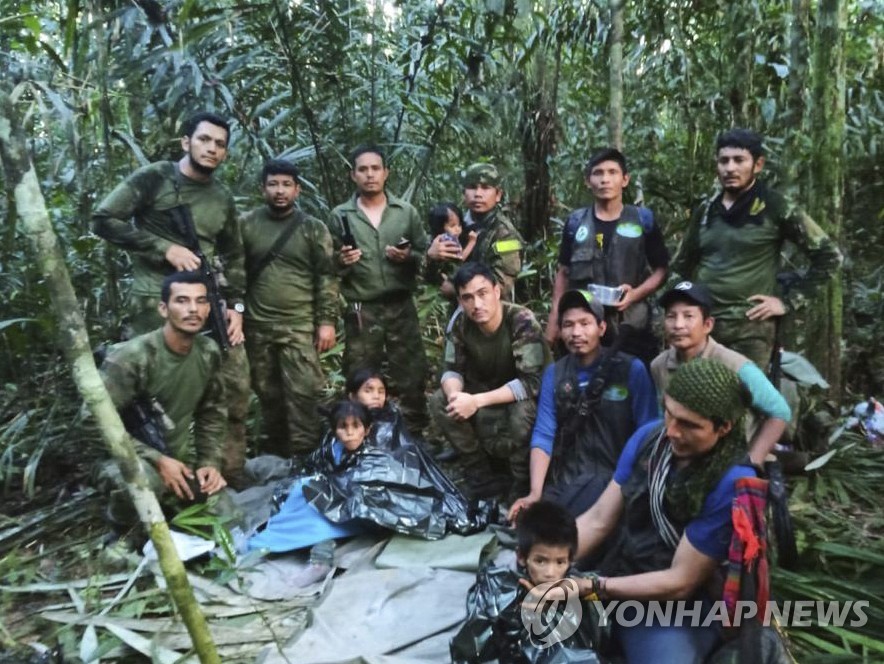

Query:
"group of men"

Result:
[[91, 111, 840, 528]]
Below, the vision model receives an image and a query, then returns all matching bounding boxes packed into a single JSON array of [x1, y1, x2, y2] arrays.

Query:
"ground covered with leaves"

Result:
[[1, 377, 883, 663]]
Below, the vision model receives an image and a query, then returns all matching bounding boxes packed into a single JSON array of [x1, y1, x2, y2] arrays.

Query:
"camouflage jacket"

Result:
[[672, 181, 841, 322], [92, 161, 245, 303], [464, 206, 524, 301], [442, 302, 550, 399], [101, 328, 227, 469], [240, 206, 338, 331]]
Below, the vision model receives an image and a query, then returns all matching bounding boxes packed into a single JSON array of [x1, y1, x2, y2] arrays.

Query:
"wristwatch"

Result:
[[233, 303, 245, 314]]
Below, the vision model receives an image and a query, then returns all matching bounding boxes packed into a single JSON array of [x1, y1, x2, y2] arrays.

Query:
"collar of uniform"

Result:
[[341, 191, 408, 211]]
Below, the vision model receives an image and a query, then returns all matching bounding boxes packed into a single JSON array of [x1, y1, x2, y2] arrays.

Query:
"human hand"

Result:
[[339, 246, 362, 266], [196, 466, 227, 495], [315, 324, 336, 353], [544, 318, 560, 346], [518, 577, 583, 604], [507, 492, 541, 523], [384, 245, 411, 263], [226, 309, 244, 345], [746, 294, 786, 321], [440, 278, 456, 298], [427, 234, 462, 261], [156, 455, 196, 500], [614, 284, 635, 312], [165, 244, 201, 271], [446, 391, 479, 421]]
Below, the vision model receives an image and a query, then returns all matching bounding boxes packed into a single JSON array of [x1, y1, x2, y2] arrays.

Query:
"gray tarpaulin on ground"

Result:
[[376, 531, 497, 571], [256, 566, 475, 664]]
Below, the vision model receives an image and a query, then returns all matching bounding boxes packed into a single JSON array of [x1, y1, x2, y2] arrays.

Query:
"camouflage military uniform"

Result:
[[240, 206, 338, 457], [97, 328, 227, 525], [460, 164, 524, 301], [328, 193, 429, 432], [430, 302, 550, 499], [93, 161, 250, 484], [673, 181, 841, 368]]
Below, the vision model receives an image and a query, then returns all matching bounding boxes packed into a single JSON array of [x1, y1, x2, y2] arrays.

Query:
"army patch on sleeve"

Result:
[[493, 238, 522, 254]]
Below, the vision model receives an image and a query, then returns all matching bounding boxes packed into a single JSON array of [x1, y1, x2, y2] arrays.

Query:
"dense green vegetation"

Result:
[[1, 0, 882, 660]]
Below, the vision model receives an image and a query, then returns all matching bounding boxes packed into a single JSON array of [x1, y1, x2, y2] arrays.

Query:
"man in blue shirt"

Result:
[[557, 359, 758, 664], [509, 289, 658, 520]]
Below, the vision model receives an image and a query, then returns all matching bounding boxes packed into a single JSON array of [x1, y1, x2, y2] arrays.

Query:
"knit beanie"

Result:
[[665, 358, 747, 425]]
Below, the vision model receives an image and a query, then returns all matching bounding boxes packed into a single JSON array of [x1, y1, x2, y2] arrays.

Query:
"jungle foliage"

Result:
[[0, 0, 882, 660]]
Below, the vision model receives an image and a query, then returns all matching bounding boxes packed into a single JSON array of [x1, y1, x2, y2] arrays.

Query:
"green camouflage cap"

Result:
[[461, 163, 502, 188]]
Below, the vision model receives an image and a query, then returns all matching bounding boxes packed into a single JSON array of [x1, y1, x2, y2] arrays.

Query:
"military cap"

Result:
[[461, 163, 502, 188]]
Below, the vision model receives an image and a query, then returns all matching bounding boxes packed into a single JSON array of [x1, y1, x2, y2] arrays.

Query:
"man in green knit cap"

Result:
[[537, 359, 757, 663]]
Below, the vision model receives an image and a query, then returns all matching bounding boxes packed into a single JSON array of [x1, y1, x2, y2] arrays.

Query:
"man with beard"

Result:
[[429, 263, 549, 501], [672, 128, 841, 368], [97, 271, 228, 526], [240, 160, 338, 457], [93, 111, 250, 487], [509, 289, 658, 520], [427, 163, 524, 301], [327, 145, 429, 433]]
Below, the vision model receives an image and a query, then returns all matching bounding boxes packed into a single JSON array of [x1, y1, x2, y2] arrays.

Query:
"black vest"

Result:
[[601, 425, 687, 576], [549, 351, 636, 489], [567, 205, 651, 328]]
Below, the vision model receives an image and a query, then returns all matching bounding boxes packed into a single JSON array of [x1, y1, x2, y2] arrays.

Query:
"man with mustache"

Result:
[[672, 128, 841, 368], [327, 145, 429, 434], [240, 160, 338, 457], [93, 111, 250, 487], [97, 271, 228, 526]]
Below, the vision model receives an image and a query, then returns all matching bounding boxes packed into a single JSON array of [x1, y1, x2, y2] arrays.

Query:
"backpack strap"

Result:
[[248, 213, 302, 282]]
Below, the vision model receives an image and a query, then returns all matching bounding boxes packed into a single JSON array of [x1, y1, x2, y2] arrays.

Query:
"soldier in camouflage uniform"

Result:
[[427, 163, 524, 301], [672, 128, 842, 368], [97, 272, 228, 525], [93, 112, 250, 487], [240, 160, 338, 457], [328, 145, 429, 433], [429, 263, 550, 501]]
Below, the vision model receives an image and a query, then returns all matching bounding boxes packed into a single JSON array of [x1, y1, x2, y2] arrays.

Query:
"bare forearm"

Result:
[[475, 384, 518, 409], [748, 418, 788, 466], [441, 376, 464, 398], [631, 266, 667, 302], [527, 448, 551, 497]]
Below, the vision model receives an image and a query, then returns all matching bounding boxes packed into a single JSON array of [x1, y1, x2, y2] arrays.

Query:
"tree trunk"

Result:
[[805, 0, 846, 395], [0, 89, 221, 664], [784, 0, 811, 188], [608, 0, 624, 150]]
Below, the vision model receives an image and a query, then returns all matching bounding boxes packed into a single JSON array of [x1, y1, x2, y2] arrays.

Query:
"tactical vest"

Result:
[[567, 205, 652, 328], [601, 425, 687, 576], [549, 351, 636, 490]]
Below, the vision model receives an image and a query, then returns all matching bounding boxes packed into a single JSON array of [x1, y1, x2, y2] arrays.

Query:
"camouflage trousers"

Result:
[[713, 317, 777, 371], [343, 296, 428, 432], [428, 389, 535, 499], [128, 295, 251, 485], [245, 323, 324, 457], [95, 459, 238, 529]]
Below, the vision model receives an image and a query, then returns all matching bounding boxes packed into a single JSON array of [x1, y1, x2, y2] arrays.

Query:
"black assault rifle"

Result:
[[168, 205, 231, 352]]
